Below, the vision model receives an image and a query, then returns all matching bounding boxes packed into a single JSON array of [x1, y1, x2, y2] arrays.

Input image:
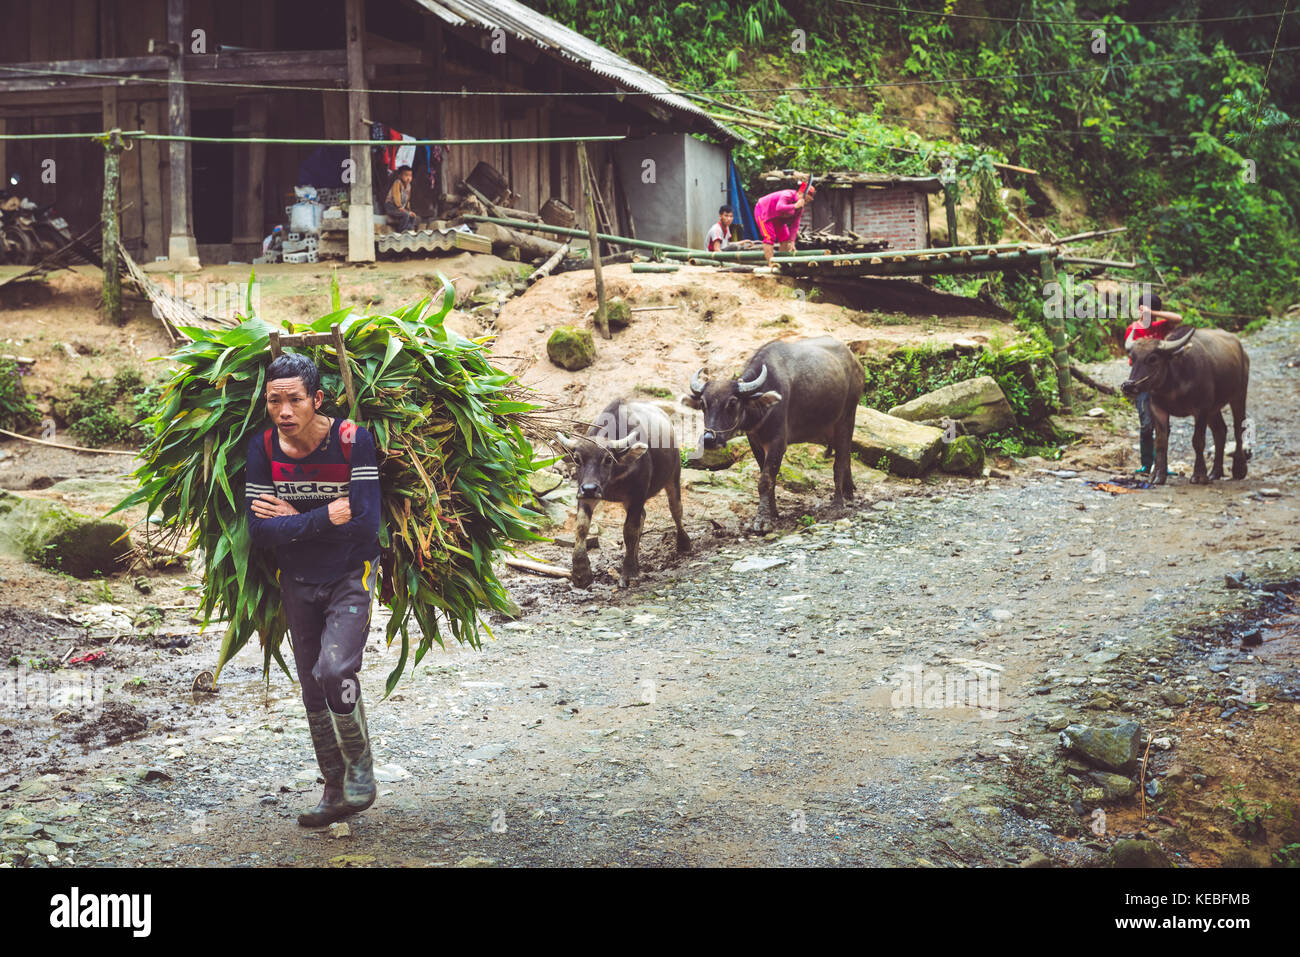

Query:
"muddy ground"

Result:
[[0, 280, 1297, 867]]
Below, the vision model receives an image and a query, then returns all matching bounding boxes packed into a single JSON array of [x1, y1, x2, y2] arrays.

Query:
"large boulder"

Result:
[[546, 327, 595, 371], [0, 491, 132, 578], [851, 408, 943, 478], [887, 375, 1016, 435]]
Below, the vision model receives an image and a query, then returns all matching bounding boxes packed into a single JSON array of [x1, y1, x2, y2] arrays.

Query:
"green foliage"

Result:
[[0, 359, 39, 433], [861, 332, 1062, 456], [1221, 782, 1274, 841], [862, 331, 1057, 424], [59, 368, 163, 447], [536, 1, 1299, 323], [111, 279, 546, 697]]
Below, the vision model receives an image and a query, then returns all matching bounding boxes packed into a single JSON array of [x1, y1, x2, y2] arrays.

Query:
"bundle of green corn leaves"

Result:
[[112, 278, 546, 695]]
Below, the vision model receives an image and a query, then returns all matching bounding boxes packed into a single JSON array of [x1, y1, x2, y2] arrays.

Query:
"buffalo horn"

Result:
[[690, 367, 707, 396], [737, 363, 768, 395], [1156, 328, 1195, 354], [606, 431, 640, 452], [556, 431, 580, 450]]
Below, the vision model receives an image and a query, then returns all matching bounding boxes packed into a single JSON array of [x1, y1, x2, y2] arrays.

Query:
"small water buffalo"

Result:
[[556, 400, 690, 589], [682, 336, 864, 532], [1121, 327, 1250, 485]]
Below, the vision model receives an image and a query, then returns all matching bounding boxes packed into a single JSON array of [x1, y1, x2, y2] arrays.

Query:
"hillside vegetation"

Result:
[[538, 0, 1300, 356]]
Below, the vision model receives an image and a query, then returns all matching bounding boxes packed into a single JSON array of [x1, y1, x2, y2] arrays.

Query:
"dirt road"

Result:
[[2, 319, 1297, 868]]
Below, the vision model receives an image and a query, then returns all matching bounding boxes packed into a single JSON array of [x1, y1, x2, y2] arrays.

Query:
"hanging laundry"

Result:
[[392, 129, 417, 171]]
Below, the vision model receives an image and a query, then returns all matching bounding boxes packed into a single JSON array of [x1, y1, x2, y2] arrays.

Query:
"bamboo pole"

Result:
[[944, 185, 959, 247], [775, 247, 1057, 277], [460, 214, 695, 254], [662, 248, 832, 263], [330, 323, 359, 420], [577, 143, 609, 340], [528, 241, 570, 284], [1040, 256, 1073, 414], [770, 242, 1045, 263], [1061, 256, 1138, 269], [100, 128, 123, 325], [1054, 227, 1127, 244], [0, 427, 138, 456]]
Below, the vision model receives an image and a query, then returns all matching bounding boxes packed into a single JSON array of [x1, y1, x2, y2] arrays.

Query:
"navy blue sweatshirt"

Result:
[[245, 417, 381, 584]]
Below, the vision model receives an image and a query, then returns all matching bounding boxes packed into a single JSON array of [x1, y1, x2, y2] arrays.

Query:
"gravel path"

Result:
[[3, 319, 1298, 867]]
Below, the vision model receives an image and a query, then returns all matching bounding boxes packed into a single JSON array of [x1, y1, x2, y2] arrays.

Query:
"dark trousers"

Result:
[[281, 560, 379, 713], [385, 203, 417, 231], [1136, 391, 1153, 438]]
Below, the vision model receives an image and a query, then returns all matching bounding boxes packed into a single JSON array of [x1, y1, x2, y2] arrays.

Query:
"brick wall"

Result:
[[851, 188, 929, 251]]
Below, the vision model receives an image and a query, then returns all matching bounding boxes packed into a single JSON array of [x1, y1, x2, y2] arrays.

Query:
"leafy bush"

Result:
[[862, 330, 1058, 424], [0, 359, 39, 433], [861, 331, 1063, 456], [60, 368, 162, 447]]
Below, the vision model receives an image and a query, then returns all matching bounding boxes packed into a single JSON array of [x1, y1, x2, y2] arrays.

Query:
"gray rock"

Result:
[[465, 744, 509, 762], [730, 555, 788, 573], [1059, 720, 1142, 771], [851, 408, 943, 478], [684, 436, 750, 471], [1091, 772, 1137, 800], [1084, 650, 1120, 665], [1019, 850, 1052, 868], [887, 375, 1016, 435]]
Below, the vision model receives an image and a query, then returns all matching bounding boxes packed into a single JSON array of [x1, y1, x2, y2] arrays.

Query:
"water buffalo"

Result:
[[556, 399, 691, 589], [1121, 327, 1250, 485], [682, 336, 864, 532]]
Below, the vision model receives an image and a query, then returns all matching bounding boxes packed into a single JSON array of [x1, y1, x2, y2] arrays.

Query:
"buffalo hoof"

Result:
[[1153, 472, 1168, 486], [1233, 461, 1248, 480], [1208, 468, 1224, 480], [571, 558, 593, 590], [751, 516, 773, 534], [1191, 473, 1210, 485], [676, 531, 692, 553]]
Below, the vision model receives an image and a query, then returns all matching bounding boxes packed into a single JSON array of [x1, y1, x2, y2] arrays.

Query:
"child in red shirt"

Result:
[[1123, 293, 1183, 473]]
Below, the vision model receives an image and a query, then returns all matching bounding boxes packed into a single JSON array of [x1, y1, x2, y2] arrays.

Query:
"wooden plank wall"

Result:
[[2, 0, 679, 248]]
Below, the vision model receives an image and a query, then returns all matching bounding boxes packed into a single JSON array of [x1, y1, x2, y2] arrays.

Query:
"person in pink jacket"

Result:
[[753, 183, 815, 266]]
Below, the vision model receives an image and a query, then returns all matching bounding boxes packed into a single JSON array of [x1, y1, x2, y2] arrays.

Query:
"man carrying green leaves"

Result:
[[246, 353, 382, 826]]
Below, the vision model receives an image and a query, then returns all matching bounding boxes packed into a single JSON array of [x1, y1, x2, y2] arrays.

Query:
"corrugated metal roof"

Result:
[[412, 0, 740, 143]]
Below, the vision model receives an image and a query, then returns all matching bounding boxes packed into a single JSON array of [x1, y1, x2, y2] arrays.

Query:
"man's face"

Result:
[[400, 170, 413, 185], [266, 377, 322, 437], [719, 211, 733, 227]]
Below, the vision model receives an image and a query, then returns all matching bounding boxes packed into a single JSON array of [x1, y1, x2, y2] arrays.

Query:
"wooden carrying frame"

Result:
[[268, 323, 358, 417]]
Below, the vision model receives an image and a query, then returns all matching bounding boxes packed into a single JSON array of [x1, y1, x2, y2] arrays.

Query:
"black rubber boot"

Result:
[[298, 710, 351, 827], [1135, 433, 1155, 474], [330, 695, 377, 812]]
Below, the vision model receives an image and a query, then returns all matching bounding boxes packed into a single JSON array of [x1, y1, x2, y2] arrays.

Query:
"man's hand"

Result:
[[251, 494, 300, 519], [327, 497, 352, 525], [1138, 304, 1153, 328]]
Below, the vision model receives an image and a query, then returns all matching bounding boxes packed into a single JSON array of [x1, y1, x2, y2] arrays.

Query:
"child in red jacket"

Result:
[[1123, 292, 1183, 474]]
